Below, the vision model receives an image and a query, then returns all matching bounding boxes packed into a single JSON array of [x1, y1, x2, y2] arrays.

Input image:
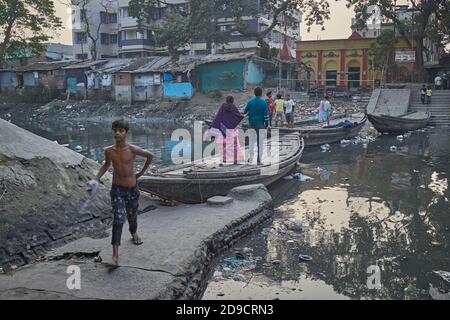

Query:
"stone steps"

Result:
[[409, 90, 450, 125]]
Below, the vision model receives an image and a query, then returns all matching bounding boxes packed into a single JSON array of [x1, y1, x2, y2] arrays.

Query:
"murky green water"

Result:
[[4, 115, 450, 299]]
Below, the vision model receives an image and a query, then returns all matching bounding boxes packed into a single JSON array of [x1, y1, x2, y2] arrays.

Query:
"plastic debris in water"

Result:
[[75, 145, 82, 152], [433, 270, 450, 283], [320, 144, 331, 152], [283, 175, 294, 180], [340, 139, 351, 144], [431, 240, 442, 246], [390, 146, 397, 151], [293, 173, 314, 181], [299, 254, 313, 262]]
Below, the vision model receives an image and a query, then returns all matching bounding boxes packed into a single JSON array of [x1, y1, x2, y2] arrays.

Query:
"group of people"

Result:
[[265, 91, 296, 128], [90, 87, 335, 266], [434, 72, 450, 90]]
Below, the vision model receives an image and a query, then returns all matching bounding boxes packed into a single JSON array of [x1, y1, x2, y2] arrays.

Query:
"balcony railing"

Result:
[[119, 39, 155, 47]]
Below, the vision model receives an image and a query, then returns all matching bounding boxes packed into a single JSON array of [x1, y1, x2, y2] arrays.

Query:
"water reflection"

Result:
[[204, 128, 450, 300]]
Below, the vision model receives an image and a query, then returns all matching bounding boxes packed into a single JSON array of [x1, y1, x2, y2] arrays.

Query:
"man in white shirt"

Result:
[[284, 94, 295, 128], [435, 74, 442, 90]]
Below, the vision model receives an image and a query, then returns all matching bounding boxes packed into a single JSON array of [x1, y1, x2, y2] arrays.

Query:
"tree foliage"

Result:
[[129, 0, 331, 59], [346, 0, 442, 68], [368, 30, 397, 84], [0, 0, 62, 63]]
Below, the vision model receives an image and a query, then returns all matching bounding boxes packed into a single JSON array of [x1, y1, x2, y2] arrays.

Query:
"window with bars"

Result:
[[75, 32, 87, 44]]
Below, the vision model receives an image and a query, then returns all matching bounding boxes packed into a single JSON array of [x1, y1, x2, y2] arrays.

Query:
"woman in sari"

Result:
[[209, 96, 245, 164], [316, 96, 332, 127]]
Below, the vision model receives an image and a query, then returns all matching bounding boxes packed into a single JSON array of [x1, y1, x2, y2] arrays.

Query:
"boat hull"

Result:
[[278, 115, 367, 147], [139, 135, 304, 204], [368, 113, 429, 134]]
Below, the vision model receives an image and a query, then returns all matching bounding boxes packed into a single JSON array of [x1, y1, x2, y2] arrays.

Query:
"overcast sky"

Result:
[[52, 0, 355, 45]]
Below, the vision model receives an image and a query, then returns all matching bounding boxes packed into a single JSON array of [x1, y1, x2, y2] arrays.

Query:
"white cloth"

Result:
[[284, 99, 295, 114], [79, 180, 100, 214]]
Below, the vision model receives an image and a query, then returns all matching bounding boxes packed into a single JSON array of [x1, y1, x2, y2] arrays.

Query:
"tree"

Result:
[[0, 0, 62, 64], [346, 0, 440, 70], [428, 0, 450, 53], [129, 0, 331, 59], [368, 30, 397, 85], [72, 0, 115, 60]]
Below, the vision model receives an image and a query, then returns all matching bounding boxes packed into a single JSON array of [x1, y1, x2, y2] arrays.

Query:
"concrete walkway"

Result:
[[0, 185, 273, 300]]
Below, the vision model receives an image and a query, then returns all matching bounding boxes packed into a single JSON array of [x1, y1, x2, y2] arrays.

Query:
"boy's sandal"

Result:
[[132, 238, 143, 245]]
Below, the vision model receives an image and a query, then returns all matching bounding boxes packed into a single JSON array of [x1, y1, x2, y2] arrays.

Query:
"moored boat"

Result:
[[367, 112, 429, 134], [138, 133, 304, 203], [276, 113, 367, 147]]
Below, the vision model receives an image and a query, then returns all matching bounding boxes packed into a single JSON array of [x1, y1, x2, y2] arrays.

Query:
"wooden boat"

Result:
[[138, 134, 304, 204], [367, 112, 429, 134], [276, 113, 367, 147]]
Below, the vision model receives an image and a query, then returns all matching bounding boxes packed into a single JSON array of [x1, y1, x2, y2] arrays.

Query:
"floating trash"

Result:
[[320, 144, 331, 152], [75, 145, 82, 152], [340, 139, 351, 144], [293, 173, 314, 181], [431, 240, 442, 247], [433, 270, 450, 283], [397, 135, 404, 141], [283, 175, 294, 180], [299, 254, 313, 262], [390, 146, 397, 151]]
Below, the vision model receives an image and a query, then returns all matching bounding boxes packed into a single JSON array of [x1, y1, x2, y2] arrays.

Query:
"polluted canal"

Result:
[[203, 128, 450, 300], [3, 114, 450, 300]]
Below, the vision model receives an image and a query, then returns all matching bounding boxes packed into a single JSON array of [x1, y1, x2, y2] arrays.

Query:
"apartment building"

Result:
[[72, 0, 301, 59]]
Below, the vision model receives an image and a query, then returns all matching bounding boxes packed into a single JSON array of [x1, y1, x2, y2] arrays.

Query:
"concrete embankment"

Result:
[[0, 185, 273, 299], [0, 119, 113, 270]]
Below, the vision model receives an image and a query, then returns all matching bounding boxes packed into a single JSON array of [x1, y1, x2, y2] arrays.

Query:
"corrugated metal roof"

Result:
[[130, 56, 172, 73], [14, 60, 78, 72], [62, 60, 108, 70], [195, 52, 255, 66], [85, 58, 136, 74]]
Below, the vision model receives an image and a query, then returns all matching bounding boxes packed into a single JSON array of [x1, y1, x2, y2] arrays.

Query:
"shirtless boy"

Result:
[[91, 119, 153, 266]]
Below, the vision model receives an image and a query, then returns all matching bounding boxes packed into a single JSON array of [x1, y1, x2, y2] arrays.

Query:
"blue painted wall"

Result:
[[246, 61, 266, 85], [163, 82, 193, 99], [0, 72, 13, 88], [23, 72, 37, 86]]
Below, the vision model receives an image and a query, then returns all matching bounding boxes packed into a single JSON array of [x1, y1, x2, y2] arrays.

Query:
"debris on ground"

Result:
[[284, 218, 303, 232]]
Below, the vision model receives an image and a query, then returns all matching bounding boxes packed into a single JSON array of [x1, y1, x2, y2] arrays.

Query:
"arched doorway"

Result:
[[347, 60, 361, 88], [324, 60, 339, 86]]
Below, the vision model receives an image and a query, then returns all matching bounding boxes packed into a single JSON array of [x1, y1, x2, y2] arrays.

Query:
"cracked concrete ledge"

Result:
[[0, 184, 273, 300]]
